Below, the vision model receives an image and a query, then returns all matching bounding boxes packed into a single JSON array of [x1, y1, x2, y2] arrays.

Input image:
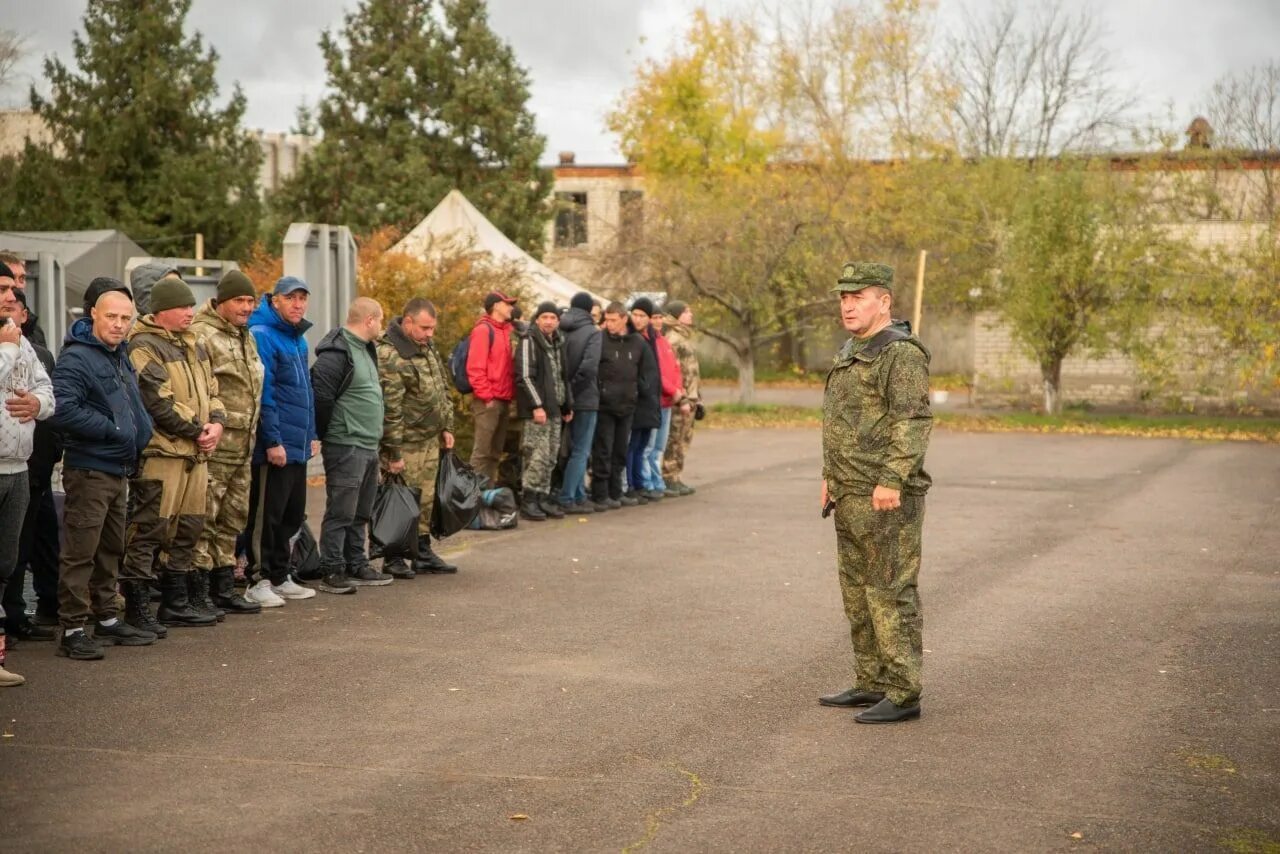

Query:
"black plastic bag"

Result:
[[370, 475, 421, 559], [430, 451, 484, 538], [289, 520, 322, 581]]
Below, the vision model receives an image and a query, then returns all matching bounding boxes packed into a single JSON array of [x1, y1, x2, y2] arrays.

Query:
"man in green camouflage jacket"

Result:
[[377, 298, 458, 577], [818, 262, 933, 724], [191, 270, 265, 615], [660, 300, 700, 495]]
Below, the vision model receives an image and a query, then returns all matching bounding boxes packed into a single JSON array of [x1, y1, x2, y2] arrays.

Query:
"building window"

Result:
[[554, 192, 588, 248], [620, 190, 643, 247]]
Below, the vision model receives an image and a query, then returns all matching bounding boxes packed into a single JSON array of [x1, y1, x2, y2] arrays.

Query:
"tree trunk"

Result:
[[736, 347, 756, 404], [1041, 359, 1063, 415]]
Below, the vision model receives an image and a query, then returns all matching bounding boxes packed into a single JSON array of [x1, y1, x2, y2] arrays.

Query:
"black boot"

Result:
[[414, 535, 458, 574], [188, 569, 225, 622], [538, 492, 565, 519], [123, 580, 167, 639], [157, 570, 216, 628], [383, 556, 416, 580], [210, 567, 261, 614], [520, 491, 547, 521]]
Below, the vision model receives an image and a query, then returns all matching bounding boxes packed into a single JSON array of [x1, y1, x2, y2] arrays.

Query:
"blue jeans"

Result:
[[626, 428, 653, 493], [643, 409, 672, 491], [558, 409, 598, 505]]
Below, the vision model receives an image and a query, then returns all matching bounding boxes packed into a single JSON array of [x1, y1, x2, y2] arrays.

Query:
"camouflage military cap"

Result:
[[833, 262, 894, 293]]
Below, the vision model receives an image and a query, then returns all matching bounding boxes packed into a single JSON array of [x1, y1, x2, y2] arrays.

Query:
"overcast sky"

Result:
[[3, 0, 1278, 163]]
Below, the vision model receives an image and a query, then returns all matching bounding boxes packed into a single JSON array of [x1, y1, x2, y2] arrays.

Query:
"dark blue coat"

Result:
[[249, 296, 316, 464], [52, 317, 153, 477]]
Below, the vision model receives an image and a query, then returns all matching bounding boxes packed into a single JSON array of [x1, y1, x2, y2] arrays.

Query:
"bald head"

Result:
[[92, 291, 136, 348], [345, 297, 385, 342]]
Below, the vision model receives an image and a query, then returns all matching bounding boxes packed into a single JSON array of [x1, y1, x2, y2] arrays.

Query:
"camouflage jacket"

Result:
[[127, 316, 226, 461], [822, 322, 932, 497], [665, 323, 700, 403], [191, 300, 264, 464], [376, 318, 454, 460]]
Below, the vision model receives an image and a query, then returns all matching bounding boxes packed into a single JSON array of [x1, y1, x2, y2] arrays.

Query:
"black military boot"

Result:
[[414, 535, 458, 574], [383, 555, 416, 580], [209, 567, 262, 614], [123, 580, 167, 639], [157, 570, 216, 628], [188, 569, 225, 622], [520, 491, 547, 521], [538, 492, 565, 519]]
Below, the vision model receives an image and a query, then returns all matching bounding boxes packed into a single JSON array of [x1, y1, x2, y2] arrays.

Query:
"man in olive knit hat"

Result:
[[121, 274, 228, 630], [190, 270, 264, 615]]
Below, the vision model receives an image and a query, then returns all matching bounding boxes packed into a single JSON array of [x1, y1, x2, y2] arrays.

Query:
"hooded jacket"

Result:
[[191, 299, 265, 465], [631, 325, 662, 430], [654, 328, 682, 408], [0, 330, 56, 473], [465, 314, 515, 402], [52, 317, 152, 477], [249, 296, 316, 465], [596, 326, 654, 418], [558, 306, 602, 412], [515, 324, 573, 420], [128, 261, 179, 316], [127, 315, 226, 461]]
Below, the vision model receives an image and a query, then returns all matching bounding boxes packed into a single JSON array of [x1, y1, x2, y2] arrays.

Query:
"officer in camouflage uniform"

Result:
[[191, 271, 264, 615], [377, 298, 458, 576], [661, 301, 700, 495], [818, 262, 932, 724]]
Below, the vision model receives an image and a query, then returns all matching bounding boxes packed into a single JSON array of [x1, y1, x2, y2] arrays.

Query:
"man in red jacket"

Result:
[[467, 292, 516, 482]]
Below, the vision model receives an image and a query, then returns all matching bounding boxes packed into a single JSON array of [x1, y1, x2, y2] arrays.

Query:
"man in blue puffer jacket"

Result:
[[242, 276, 320, 608]]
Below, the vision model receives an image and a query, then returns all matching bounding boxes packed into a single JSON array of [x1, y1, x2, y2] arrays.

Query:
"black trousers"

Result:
[[2, 466, 59, 626], [590, 411, 633, 501], [245, 463, 308, 586]]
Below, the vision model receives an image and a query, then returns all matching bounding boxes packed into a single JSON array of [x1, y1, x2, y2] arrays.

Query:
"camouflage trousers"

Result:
[[122, 455, 208, 580], [662, 407, 695, 480], [195, 459, 251, 570], [384, 441, 441, 537], [520, 417, 562, 494], [833, 493, 925, 706]]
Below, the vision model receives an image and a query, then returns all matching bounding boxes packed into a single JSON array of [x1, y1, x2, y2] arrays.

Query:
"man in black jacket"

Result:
[[312, 298, 388, 594], [556, 293, 601, 513], [590, 302, 655, 512], [515, 302, 574, 521], [51, 288, 157, 660]]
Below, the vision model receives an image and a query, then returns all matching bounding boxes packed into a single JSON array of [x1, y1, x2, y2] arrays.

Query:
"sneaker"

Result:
[[619, 494, 639, 507], [93, 620, 157, 647], [318, 573, 357, 595], [607, 498, 623, 509], [383, 557, 416, 580], [663, 486, 682, 498], [6, 619, 56, 642], [348, 565, 393, 587], [591, 499, 612, 512], [272, 577, 316, 600], [642, 489, 666, 501], [56, 630, 104, 661], [674, 481, 696, 496], [244, 579, 286, 608], [0, 664, 24, 686], [624, 490, 649, 505], [567, 500, 595, 515]]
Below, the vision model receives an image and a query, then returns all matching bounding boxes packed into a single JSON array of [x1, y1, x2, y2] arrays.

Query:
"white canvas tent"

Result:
[[392, 190, 603, 306]]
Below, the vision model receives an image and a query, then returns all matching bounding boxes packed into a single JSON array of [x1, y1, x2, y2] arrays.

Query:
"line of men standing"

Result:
[[0, 262, 461, 682]]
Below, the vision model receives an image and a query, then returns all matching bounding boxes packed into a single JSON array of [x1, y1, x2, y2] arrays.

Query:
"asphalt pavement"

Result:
[[1, 428, 1277, 852]]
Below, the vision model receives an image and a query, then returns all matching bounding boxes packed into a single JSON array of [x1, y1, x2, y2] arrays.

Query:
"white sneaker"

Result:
[[272, 577, 316, 600], [0, 664, 25, 687], [244, 579, 286, 608]]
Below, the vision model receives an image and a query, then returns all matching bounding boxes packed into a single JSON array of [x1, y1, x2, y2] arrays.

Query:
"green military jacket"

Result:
[[191, 300, 264, 464], [376, 318, 455, 461], [127, 316, 226, 462], [666, 323, 700, 403], [822, 322, 933, 498]]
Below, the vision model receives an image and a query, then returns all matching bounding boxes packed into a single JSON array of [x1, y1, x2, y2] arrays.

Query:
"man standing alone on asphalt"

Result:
[[313, 298, 388, 594], [51, 288, 153, 662], [661, 301, 700, 496], [376, 298, 458, 577], [818, 262, 933, 724], [191, 270, 264, 615], [466, 291, 516, 482]]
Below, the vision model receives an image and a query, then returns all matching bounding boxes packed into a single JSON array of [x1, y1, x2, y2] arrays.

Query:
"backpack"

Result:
[[449, 324, 495, 394]]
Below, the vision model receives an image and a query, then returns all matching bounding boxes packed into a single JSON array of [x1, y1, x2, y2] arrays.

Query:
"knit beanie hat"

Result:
[[631, 296, 655, 316], [534, 301, 559, 319], [570, 292, 594, 312], [83, 276, 132, 315], [0, 261, 13, 282], [150, 277, 196, 313], [216, 269, 256, 303], [664, 300, 688, 319]]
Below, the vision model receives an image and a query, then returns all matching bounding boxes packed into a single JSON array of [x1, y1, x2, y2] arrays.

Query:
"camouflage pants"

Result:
[[520, 417, 561, 494], [833, 493, 925, 706], [122, 456, 208, 579], [662, 407, 695, 480], [195, 459, 251, 570], [384, 442, 441, 537]]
